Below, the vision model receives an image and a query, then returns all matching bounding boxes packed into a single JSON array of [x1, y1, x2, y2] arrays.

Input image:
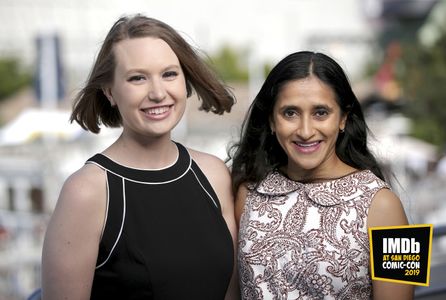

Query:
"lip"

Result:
[[292, 141, 321, 153], [141, 104, 173, 120]]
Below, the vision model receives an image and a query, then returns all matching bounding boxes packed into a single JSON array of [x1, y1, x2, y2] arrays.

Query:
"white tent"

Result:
[[0, 108, 84, 146]]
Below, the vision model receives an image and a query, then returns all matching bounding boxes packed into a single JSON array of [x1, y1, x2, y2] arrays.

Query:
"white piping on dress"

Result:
[[190, 168, 219, 209], [86, 157, 192, 185], [96, 177, 126, 269], [98, 171, 109, 243]]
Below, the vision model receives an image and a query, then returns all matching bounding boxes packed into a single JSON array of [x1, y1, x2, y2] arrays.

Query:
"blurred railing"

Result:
[[0, 210, 47, 300]]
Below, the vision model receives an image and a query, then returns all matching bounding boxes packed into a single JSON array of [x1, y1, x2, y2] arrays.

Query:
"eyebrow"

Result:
[[313, 104, 333, 111], [279, 104, 333, 111], [124, 64, 181, 75], [279, 105, 299, 111]]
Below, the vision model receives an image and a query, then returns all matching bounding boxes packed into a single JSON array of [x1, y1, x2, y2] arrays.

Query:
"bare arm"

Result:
[[234, 184, 248, 229], [367, 188, 414, 300], [190, 150, 240, 300], [41, 165, 107, 300]]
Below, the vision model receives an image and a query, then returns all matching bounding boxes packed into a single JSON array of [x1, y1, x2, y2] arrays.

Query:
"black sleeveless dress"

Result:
[[86, 142, 234, 299]]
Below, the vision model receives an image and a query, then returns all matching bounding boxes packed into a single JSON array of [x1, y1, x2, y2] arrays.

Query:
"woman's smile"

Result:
[[292, 140, 322, 154], [141, 104, 174, 120]]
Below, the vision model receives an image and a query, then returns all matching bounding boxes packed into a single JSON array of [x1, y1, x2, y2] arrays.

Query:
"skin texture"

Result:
[[236, 75, 412, 299], [42, 37, 239, 300]]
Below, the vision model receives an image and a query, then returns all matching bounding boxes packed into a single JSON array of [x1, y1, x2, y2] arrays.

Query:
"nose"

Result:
[[296, 116, 314, 140], [147, 78, 166, 102]]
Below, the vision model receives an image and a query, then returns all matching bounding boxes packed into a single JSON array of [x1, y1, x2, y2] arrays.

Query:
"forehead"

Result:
[[113, 37, 180, 70], [275, 76, 338, 107]]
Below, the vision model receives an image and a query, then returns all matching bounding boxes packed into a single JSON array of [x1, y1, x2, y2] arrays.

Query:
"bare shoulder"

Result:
[[368, 188, 409, 228], [42, 163, 107, 299], [188, 148, 230, 179], [49, 162, 108, 234], [187, 147, 233, 209], [60, 163, 106, 206], [236, 183, 248, 200], [234, 183, 249, 226], [368, 188, 414, 299], [45, 162, 107, 250]]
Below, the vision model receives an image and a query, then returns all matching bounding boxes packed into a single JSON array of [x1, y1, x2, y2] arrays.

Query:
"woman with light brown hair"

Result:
[[42, 14, 238, 300]]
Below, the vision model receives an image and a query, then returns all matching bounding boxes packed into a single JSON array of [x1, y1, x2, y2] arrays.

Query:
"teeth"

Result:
[[146, 106, 169, 115], [296, 142, 319, 147]]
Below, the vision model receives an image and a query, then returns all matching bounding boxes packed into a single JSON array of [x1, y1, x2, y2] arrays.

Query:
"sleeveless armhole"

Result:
[[366, 179, 391, 210], [190, 160, 221, 211], [86, 155, 126, 269]]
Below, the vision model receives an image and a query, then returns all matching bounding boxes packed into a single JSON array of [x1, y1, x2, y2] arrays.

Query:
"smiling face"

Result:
[[103, 37, 187, 140], [270, 76, 348, 181]]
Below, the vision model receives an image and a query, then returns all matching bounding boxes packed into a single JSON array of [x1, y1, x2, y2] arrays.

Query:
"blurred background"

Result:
[[0, 0, 445, 299]]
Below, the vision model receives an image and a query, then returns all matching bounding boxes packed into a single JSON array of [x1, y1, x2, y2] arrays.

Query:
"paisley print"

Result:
[[238, 170, 388, 299]]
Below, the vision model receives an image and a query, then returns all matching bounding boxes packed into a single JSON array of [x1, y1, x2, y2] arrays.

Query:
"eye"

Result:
[[128, 75, 146, 82], [163, 70, 178, 79], [314, 108, 329, 118], [283, 108, 298, 118]]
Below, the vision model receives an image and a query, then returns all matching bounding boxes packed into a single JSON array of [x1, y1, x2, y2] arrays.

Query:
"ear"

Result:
[[269, 116, 276, 135], [339, 112, 348, 132], [102, 86, 115, 106]]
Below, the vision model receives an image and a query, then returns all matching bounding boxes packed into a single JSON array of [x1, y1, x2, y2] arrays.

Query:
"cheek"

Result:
[[322, 123, 341, 134], [112, 85, 137, 102], [321, 117, 344, 134], [273, 123, 292, 149], [174, 76, 188, 96], [272, 116, 287, 129]]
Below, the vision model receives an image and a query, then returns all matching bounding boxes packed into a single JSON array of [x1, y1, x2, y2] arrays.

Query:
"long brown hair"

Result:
[[70, 14, 235, 133], [228, 51, 386, 192]]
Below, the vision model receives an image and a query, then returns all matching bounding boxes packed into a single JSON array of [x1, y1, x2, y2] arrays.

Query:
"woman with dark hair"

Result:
[[229, 51, 413, 299], [42, 14, 238, 299]]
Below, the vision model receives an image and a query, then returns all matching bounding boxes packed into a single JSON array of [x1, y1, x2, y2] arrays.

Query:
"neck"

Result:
[[103, 133, 178, 169], [284, 159, 357, 183]]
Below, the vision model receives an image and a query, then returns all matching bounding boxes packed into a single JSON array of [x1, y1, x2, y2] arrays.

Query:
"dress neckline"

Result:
[[276, 168, 362, 184], [87, 142, 191, 184], [252, 169, 387, 206]]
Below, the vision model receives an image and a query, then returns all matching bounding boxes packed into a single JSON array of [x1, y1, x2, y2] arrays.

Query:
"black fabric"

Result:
[[95, 171, 124, 268], [87, 143, 233, 300]]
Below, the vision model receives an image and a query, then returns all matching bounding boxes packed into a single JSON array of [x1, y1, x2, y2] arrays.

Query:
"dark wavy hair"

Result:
[[70, 14, 235, 133], [228, 51, 386, 192]]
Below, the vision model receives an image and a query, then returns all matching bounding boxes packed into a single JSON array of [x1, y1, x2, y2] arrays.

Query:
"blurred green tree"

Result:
[[207, 45, 249, 83], [399, 28, 446, 150], [0, 58, 32, 101]]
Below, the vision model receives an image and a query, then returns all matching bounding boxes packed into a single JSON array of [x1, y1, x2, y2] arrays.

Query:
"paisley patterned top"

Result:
[[238, 169, 389, 300]]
